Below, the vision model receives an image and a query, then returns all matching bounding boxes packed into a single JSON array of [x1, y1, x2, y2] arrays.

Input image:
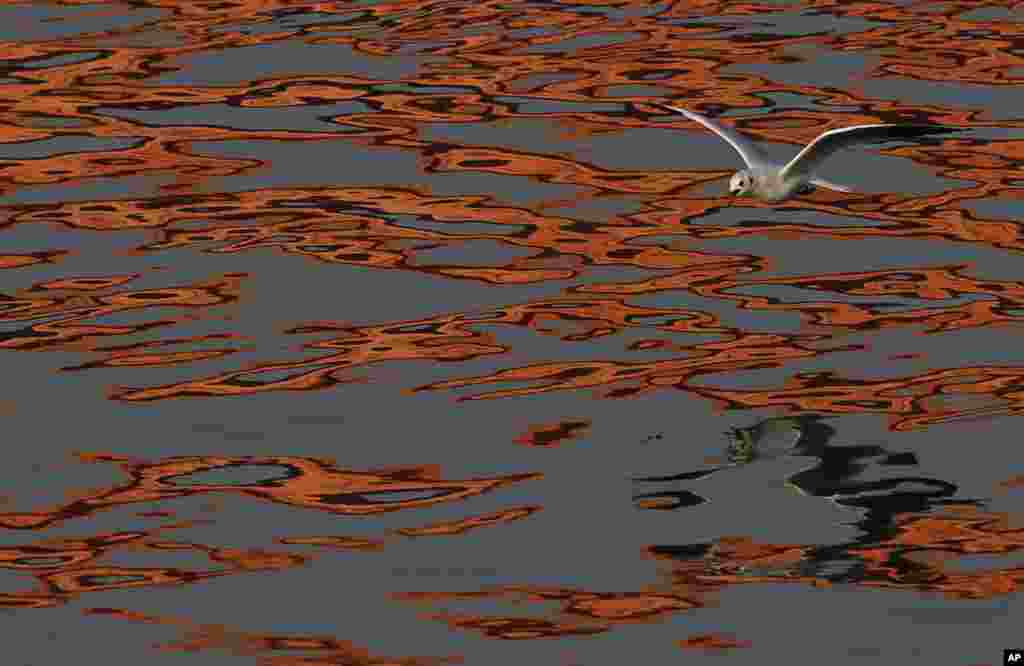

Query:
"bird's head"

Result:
[[729, 170, 754, 197]]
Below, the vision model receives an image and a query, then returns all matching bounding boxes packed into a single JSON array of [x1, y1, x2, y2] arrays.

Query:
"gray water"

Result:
[[0, 1, 1022, 665]]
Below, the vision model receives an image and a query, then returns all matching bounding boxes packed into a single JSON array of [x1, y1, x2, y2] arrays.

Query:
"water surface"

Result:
[[1, 1, 1022, 664]]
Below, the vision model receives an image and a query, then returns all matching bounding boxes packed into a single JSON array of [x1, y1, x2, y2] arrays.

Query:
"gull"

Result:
[[661, 104, 959, 203]]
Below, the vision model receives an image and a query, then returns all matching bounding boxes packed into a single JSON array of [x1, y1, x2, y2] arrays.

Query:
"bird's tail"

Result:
[[809, 177, 855, 193]]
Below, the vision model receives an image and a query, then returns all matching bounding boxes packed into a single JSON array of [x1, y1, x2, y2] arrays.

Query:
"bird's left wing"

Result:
[[780, 124, 960, 180]]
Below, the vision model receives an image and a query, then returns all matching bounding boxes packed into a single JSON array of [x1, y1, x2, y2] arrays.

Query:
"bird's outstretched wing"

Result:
[[780, 124, 960, 181], [661, 105, 767, 168]]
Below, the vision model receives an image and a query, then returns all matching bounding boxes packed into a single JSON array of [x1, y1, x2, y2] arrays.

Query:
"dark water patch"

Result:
[[491, 96, 624, 115], [726, 284, 992, 310], [14, 115, 94, 130], [519, 32, 646, 55], [505, 72, 579, 93], [157, 42, 431, 86], [185, 139, 424, 189], [322, 488, 459, 504], [164, 463, 297, 487], [191, 423, 225, 434], [213, 9, 374, 36], [602, 84, 675, 98], [3, 51, 106, 71], [385, 214, 531, 236], [887, 600, 1012, 625], [82, 28, 183, 49], [582, 126, 751, 171], [957, 7, 1020, 21], [694, 236, 1024, 282], [506, 26, 561, 40], [960, 197, 1024, 222], [0, 4, 165, 42], [744, 91, 863, 114], [221, 431, 267, 442], [682, 208, 889, 228], [630, 289, 805, 332], [945, 551, 1024, 573], [423, 118, 729, 170], [727, 49, 877, 90], [0, 174, 178, 206], [190, 139, 590, 205], [421, 118, 581, 154], [862, 78, 1024, 121], [0, 135, 143, 160], [586, 2, 672, 20], [544, 196, 646, 223], [371, 83, 477, 95], [407, 239, 534, 267], [96, 101, 370, 133], [668, 10, 881, 37], [286, 414, 346, 426]]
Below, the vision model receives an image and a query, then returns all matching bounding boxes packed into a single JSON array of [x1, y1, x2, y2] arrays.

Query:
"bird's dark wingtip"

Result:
[[874, 124, 966, 143], [657, 103, 687, 115], [908, 124, 966, 135]]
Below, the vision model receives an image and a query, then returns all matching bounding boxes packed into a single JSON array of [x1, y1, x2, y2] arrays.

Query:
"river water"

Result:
[[0, 1, 1022, 665]]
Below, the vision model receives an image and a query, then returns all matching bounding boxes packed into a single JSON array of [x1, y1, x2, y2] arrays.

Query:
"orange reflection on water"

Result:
[[0, 522, 313, 608], [412, 331, 840, 401], [429, 612, 608, 640], [2, 0, 1024, 658], [391, 503, 1024, 640], [694, 365, 1024, 430], [650, 505, 1024, 600], [825, 1, 1024, 86], [83, 607, 461, 666], [693, 264, 1024, 332], [0, 273, 244, 351], [0, 454, 539, 530], [105, 294, 731, 400], [0, 251, 68, 270], [10, 167, 1022, 427], [678, 633, 753, 650], [396, 585, 705, 640], [279, 535, 387, 551], [396, 505, 541, 537], [277, 504, 542, 547], [513, 420, 591, 448]]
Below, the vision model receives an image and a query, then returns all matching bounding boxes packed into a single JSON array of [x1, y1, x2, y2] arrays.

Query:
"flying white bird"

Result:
[[661, 105, 960, 203]]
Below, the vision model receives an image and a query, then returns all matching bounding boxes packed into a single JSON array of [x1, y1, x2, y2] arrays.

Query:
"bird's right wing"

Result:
[[661, 105, 768, 168]]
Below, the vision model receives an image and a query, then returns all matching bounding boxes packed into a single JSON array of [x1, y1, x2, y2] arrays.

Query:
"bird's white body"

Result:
[[731, 164, 812, 203], [663, 105, 955, 203]]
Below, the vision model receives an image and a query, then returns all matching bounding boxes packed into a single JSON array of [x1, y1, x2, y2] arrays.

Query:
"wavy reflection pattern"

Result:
[[1, 0, 1023, 659]]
